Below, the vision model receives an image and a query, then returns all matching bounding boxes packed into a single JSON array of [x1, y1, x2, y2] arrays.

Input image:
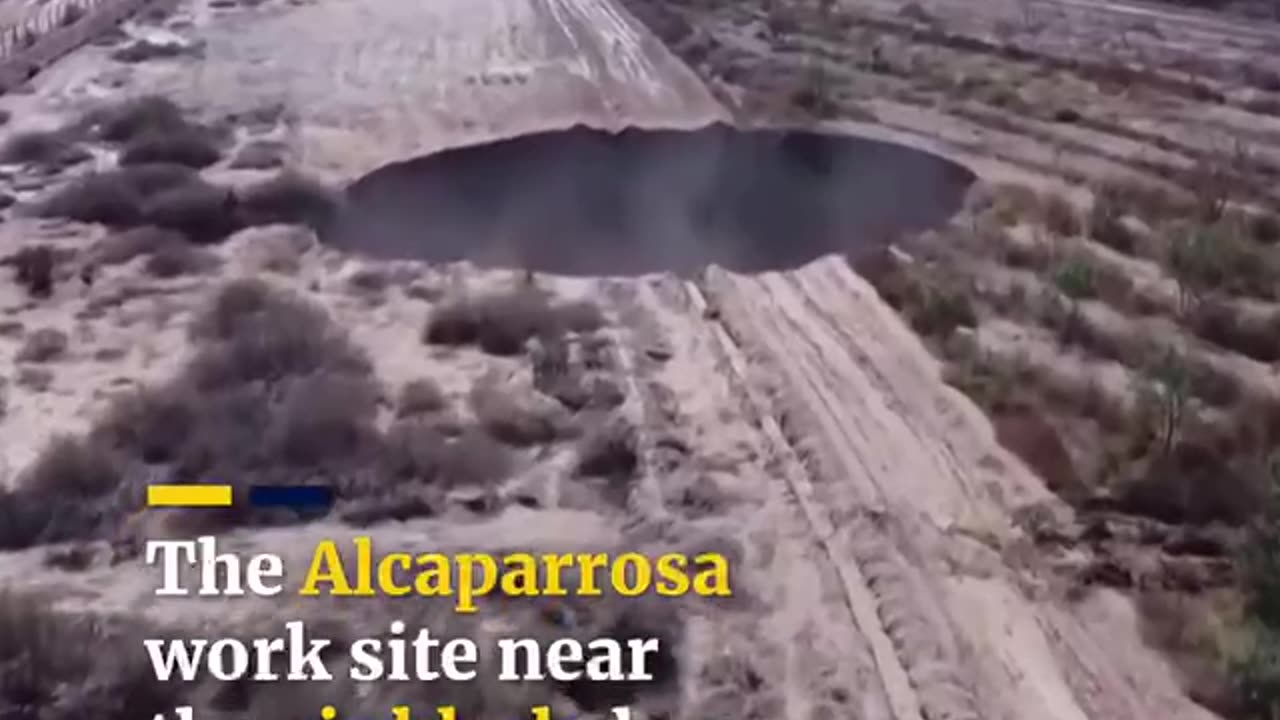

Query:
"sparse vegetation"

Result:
[[34, 164, 198, 227], [990, 182, 1041, 226], [5, 280, 621, 546], [110, 39, 190, 63], [16, 327, 69, 363], [119, 127, 223, 168], [82, 96, 190, 144], [470, 380, 566, 446], [236, 171, 340, 229], [1042, 192, 1081, 237], [0, 593, 183, 719], [0, 129, 90, 169], [142, 180, 241, 243], [95, 226, 187, 266], [144, 241, 220, 278], [1051, 255, 1097, 344], [576, 417, 640, 480], [1088, 190, 1139, 253], [424, 287, 607, 356], [229, 139, 287, 169], [1234, 459, 1280, 718], [1170, 220, 1279, 307], [1136, 346, 1192, 460], [7, 244, 56, 298], [397, 378, 448, 417]]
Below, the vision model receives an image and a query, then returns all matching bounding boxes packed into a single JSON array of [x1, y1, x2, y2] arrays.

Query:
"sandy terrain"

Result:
[[0, 0, 1275, 719]]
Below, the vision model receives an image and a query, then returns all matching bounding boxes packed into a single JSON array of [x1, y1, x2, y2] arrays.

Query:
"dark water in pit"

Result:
[[321, 123, 977, 276]]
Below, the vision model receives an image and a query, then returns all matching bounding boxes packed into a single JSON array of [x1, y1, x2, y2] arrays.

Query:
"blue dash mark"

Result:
[[247, 485, 336, 511]]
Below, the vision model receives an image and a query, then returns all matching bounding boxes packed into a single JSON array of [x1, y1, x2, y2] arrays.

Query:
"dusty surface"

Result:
[[1, 0, 1276, 719]]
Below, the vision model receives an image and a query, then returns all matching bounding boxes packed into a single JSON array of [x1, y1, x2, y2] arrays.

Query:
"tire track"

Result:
[[702, 264, 982, 720], [677, 274, 927, 720]]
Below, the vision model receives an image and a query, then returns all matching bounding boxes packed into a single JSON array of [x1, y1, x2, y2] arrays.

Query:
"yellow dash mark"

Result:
[[146, 484, 233, 508]]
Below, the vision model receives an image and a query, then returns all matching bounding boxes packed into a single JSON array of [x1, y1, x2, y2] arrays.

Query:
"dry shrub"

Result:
[[1184, 157, 1235, 223], [120, 127, 223, 169], [1116, 441, 1264, 526], [346, 266, 391, 296], [532, 335, 625, 412], [82, 95, 189, 144], [145, 242, 220, 278], [396, 378, 447, 417], [113, 162, 200, 194], [381, 420, 515, 491], [576, 417, 640, 479], [6, 435, 124, 546], [229, 139, 286, 170], [12, 279, 533, 544], [85, 281, 382, 534], [1136, 590, 1243, 716], [338, 483, 442, 527], [94, 385, 198, 464], [44, 543, 95, 571], [1252, 214, 1280, 245], [23, 435, 120, 499], [542, 374, 626, 413], [424, 288, 606, 356], [110, 39, 189, 63], [35, 164, 199, 227], [437, 429, 514, 488], [898, 2, 933, 22], [1187, 300, 1280, 363], [1042, 191, 1081, 237], [1184, 356, 1243, 408], [95, 226, 186, 265], [558, 298, 607, 333], [0, 129, 90, 169], [7, 245, 56, 298], [1088, 192, 1139, 253], [469, 381, 565, 446], [857, 252, 977, 338], [0, 594, 184, 720], [1169, 217, 1280, 302], [0, 488, 50, 549], [990, 182, 1042, 226], [142, 180, 241, 243], [906, 283, 978, 338], [36, 174, 147, 226], [16, 327, 68, 363], [382, 419, 447, 483], [268, 372, 381, 467], [188, 278, 370, 388], [237, 171, 340, 229], [1089, 260, 1136, 309]]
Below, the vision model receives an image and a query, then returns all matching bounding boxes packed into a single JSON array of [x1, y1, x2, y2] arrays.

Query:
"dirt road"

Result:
[[0, 0, 1238, 718]]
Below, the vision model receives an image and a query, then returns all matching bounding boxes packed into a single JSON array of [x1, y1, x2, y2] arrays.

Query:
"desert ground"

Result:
[[0, 0, 1277, 719]]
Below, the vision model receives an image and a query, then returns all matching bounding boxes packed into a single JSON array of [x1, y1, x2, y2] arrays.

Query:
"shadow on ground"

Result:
[[322, 123, 977, 275]]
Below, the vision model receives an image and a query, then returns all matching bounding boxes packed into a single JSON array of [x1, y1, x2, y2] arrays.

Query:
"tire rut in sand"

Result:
[[597, 274, 902, 720], [698, 264, 986, 720]]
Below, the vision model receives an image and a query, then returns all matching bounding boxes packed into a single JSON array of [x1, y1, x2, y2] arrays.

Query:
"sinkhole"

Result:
[[320, 123, 977, 276]]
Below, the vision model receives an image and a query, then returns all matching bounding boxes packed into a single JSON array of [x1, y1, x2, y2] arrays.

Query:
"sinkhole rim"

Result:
[[320, 121, 978, 277]]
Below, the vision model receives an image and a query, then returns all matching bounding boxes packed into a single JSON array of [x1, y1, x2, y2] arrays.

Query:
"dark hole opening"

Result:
[[321, 122, 977, 276]]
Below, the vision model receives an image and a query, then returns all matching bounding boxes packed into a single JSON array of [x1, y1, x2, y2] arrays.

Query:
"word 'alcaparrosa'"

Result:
[[298, 537, 732, 612]]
